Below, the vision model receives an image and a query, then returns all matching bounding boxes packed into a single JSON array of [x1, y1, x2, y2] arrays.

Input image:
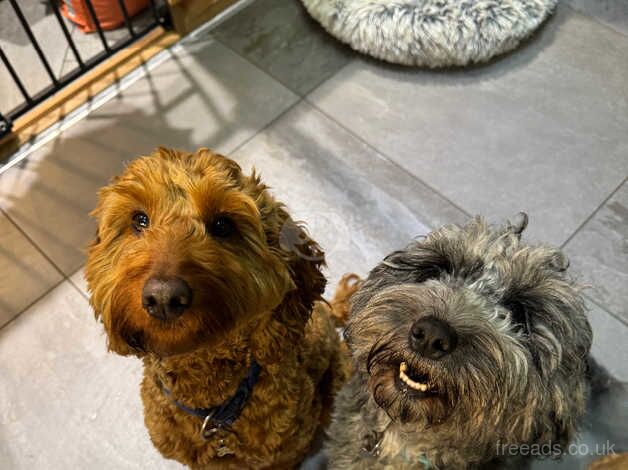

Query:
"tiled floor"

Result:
[[567, 0, 628, 35], [0, 1, 626, 468]]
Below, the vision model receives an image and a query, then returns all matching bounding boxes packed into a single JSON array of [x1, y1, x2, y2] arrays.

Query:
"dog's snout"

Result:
[[142, 277, 193, 321], [409, 316, 458, 360]]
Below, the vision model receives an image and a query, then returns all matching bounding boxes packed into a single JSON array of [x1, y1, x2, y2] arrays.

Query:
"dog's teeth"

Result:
[[398, 362, 430, 392]]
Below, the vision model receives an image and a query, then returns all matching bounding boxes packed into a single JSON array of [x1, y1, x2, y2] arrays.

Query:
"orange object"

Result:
[[61, 0, 150, 33]]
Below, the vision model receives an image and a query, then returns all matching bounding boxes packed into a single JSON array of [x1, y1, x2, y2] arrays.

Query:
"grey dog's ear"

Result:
[[507, 212, 529, 238], [549, 251, 570, 272]]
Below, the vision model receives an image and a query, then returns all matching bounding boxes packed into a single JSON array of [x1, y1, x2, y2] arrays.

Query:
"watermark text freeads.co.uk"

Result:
[[496, 440, 616, 458]]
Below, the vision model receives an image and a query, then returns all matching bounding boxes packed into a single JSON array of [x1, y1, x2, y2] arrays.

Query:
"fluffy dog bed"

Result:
[[301, 0, 558, 67]]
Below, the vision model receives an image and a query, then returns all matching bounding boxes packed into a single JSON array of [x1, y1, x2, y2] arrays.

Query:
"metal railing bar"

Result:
[[0, 112, 12, 137], [49, 0, 85, 69], [116, 0, 136, 37], [4, 22, 160, 122], [8, 0, 59, 87], [148, 0, 162, 24], [83, 0, 111, 53], [0, 47, 32, 104]]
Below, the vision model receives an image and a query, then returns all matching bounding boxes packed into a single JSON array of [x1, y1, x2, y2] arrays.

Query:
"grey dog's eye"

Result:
[[132, 212, 150, 233], [415, 265, 447, 282], [504, 300, 530, 333]]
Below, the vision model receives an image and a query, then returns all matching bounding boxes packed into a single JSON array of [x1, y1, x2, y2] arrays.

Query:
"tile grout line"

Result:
[[68, 274, 89, 301], [58, 48, 70, 77], [211, 35, 306, 97], [297, 57, 357, 99], [583, 292, 628, 329], [212, 29, 357, 100], [565, 4, 628, 42], [301, 65, 354, 98], [57, 38, 72, 77], [0, 277, 66, 333], [560, 176, 626, 249], [229, 97, 304, 155], [0, 207, 67, 278], [303, 98, 473, 220]]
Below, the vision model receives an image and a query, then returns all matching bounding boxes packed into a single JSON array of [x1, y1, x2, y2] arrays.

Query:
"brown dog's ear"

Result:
[[87, 173, 120, 248], [241, 168, 326, 319], [278, 215, 327, 306], [262, 204, 326, 320]]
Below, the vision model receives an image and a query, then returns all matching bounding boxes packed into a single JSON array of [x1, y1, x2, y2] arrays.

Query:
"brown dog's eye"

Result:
[[132, 212, 150, 233], [208, 216, 236, 238]]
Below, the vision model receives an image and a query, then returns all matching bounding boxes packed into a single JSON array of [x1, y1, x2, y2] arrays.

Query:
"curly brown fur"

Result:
[[86, 147, 350, 469], [588, 453, 628, 470], [329, 274, 362, 326], [326, 215, 593, 469]]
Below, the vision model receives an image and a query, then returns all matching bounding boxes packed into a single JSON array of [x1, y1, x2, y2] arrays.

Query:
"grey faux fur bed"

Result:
[[301, 0, 558, 67]]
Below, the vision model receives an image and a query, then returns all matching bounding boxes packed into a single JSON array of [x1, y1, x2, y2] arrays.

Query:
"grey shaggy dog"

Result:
[[301, 0, 558, 67], [326, 215, 593, 469]]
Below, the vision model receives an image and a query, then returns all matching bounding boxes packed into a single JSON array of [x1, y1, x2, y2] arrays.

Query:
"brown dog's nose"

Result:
[[409, 316, 458, 360], [142, 277, 192, 321]]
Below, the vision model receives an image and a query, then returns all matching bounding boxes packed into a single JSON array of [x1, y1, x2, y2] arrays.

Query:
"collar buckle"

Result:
[[201, 417, 236, 457], [201, 415, 236, 440], [159, 357, 261, 446], [201, 413, 219, 440]]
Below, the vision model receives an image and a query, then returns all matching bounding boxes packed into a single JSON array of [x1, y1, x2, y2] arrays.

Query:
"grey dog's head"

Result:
[[346, 215, 592, 453]]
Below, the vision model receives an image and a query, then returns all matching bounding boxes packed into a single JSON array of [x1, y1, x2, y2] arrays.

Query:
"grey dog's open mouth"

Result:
[[397, 362, 437, 394]]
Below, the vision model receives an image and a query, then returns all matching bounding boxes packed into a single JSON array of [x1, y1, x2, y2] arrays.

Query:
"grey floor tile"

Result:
[[0, 211, 63, 328], [587, 299, 628, 382], [0, 37, 298, 276], [213, 0, 353, 95], [69, 266, 88, 298], [565, 181, 628, 323], [0, 281, 184, 470], [231, 101, 442, 293], [0, 68, 25, 119], [568, 0, 628, 36], [308, 5, 628, 246]]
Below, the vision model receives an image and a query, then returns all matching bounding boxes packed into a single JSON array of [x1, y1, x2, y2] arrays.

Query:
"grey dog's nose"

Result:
[[409, 317, 458, 360], [142, 277, 192, 320]]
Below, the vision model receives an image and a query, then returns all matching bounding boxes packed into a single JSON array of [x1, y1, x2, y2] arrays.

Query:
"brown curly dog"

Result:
[[86, 148, 357, 469]]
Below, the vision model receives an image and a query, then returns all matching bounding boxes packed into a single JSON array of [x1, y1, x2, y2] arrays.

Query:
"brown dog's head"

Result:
[[86, 148, 325, 357]]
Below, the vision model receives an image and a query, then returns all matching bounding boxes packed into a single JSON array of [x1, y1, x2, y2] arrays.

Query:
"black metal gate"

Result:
[[0, 0, 170, 138]]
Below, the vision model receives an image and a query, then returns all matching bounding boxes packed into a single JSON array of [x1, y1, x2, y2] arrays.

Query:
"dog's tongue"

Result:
[[399, 362, 430, 392]]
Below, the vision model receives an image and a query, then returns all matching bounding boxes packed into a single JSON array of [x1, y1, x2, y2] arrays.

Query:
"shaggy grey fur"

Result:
[[301, 0, 558, 67], [326, 215, 593, 469]]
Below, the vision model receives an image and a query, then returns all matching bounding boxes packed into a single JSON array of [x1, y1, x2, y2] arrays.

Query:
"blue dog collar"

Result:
[[159, 358, 261, 440]]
